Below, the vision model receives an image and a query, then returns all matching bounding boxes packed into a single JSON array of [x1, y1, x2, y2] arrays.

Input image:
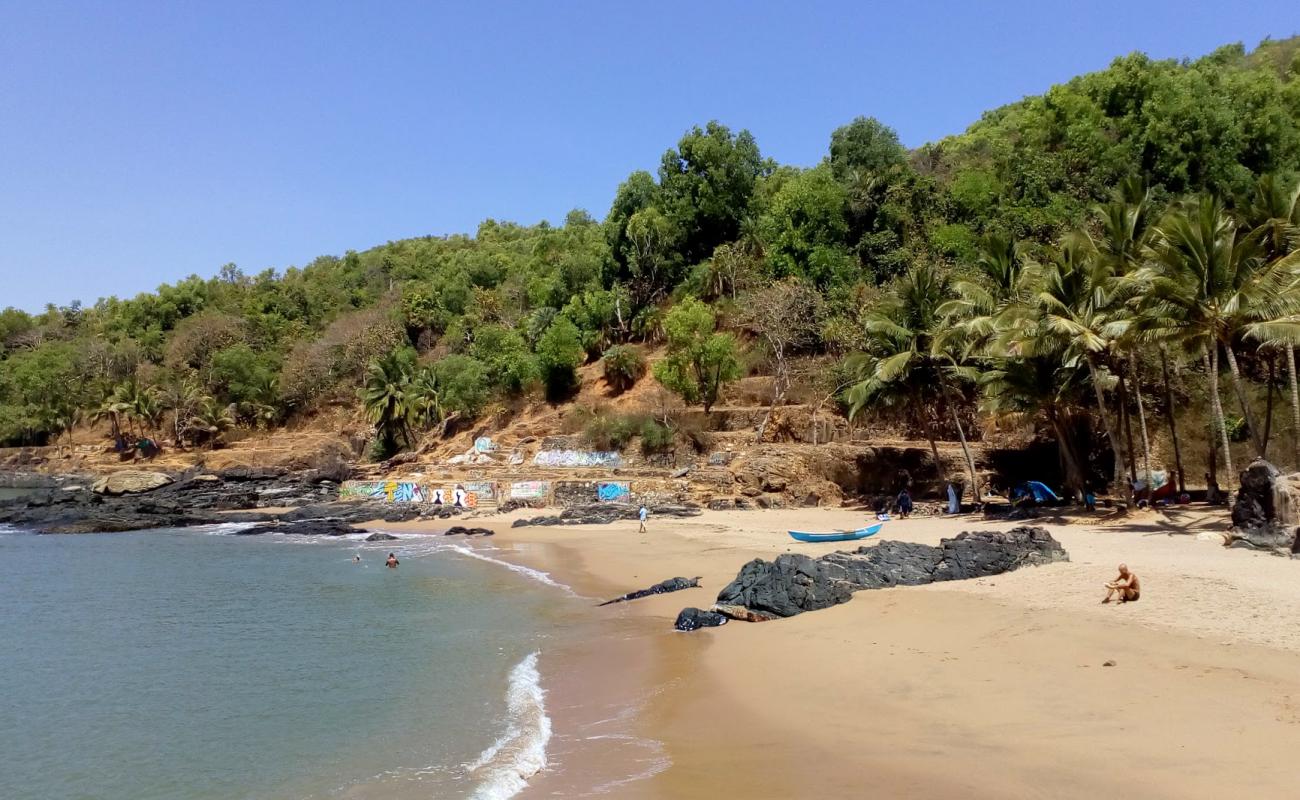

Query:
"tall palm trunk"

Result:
[[1048, 408, 1085, 502], [1222, 344, 1265, 458], [1118, 368, 1138, 483], [1085, 353, 1131, 502], [1288, 346, 1300, 469], [1158, 346, 1186, 493], [1130, 357, 1154, 499], [939, 379, 982, 504], [1263, 354, 1276, 458], [1206, 346, 1234, 480]]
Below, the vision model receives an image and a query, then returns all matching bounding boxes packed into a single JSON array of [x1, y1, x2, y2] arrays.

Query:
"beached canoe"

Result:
[[788, 523, 882, 543]]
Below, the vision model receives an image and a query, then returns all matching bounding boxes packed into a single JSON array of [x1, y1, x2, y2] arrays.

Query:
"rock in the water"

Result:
[[365, 531, 399, 541], [512, 503, 702, 527], [92, 471, 174, 495], [702, 526, 1068, 627], [238, 519, 360, 537], [1229, 459, 1300, 554], [673, 607, 728, 631], [598, 576, 701, 606]]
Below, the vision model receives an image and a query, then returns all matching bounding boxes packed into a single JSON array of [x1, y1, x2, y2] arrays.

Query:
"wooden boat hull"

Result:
[[788, 523, 883, 543]]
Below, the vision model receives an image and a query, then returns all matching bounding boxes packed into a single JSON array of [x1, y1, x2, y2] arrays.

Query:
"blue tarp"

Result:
[[1015, 481, 1061, 503]]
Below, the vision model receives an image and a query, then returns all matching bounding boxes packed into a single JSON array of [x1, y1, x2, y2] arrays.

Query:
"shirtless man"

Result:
[[1102, 563, 1140, 603]]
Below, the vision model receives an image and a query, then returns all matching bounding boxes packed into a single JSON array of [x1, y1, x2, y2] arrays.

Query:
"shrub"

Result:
[[536, 317, 585, 401], [638, 419, 675, 454], [601, 345, 646, 393], [432, 355, 490, 417], [582, 412, 640, 451]]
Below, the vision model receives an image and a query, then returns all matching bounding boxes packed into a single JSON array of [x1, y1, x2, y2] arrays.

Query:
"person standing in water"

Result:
[[386, 553, 399, 569], [353, 554, 361, 565], [638, 505, 648, 533]]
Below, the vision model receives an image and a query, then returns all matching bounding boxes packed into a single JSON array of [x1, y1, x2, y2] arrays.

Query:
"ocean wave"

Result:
[[441, 543, 578, 597], [466, 651, 552, 800]]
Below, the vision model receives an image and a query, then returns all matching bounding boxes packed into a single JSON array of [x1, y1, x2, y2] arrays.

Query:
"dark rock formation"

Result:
[[364, 531, 399, 541], [598, 576, 701, 606], [445, 526, 494, 537], [696, 526, 1068, 627], [511, 503, 701, 527], [237, 519, 361, 537], [1229, 459, 1300, 554], [673, 607, 728, 631]]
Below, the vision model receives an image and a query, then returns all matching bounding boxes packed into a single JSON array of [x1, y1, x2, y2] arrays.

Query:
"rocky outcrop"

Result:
[[511, 503, 702, 527], [237, 519, 362, 537], [92, 470, 174, 495], [673, 607, 728, 631], [695, 526, 1068, 627], [1229, 459, 1300, 554], [598, 576, 701, 606], [364, 531, 399, 541], [445, 526, 494, 537]]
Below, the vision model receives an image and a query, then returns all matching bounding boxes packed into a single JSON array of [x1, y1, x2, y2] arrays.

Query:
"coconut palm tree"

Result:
[[1030, 234, 1134, 502], [160, 376, 205, 448], [1145, 195, 1300, 469], [846, 264, 982, 501], [939, 233, 1039, 356], [189, 398, 234, 447], [361, 349, 416, 453]]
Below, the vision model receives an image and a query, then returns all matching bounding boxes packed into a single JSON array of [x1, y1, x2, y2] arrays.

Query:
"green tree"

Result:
[[361, 349, 416, 454], [432, 355, 490, 417], [759, 166, 854, 288], [536, 317, 586, 401], [652, 298, 741, 414]]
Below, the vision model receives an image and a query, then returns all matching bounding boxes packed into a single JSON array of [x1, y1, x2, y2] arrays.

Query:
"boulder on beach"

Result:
[[444, 526, 494, 536], [364, 531, 398, 541], [237, 519, 361, 537], [92, 471, 173, 495], [673, 607, 728, 631], [1229, 459, 1300, 554], [693, 526, 1069, 629]]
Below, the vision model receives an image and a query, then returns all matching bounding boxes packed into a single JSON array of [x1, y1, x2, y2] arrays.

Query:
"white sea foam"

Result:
[[466, 651, 552, 800], [442, 543, 578, 597]]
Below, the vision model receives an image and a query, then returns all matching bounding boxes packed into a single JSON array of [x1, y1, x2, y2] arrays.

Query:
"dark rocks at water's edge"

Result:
[[237, 519, 364, 537], [673, 527, 1067, 631], [365, 531, 399, 541], [674, 607, 728, 631], [445, 526, 494, 537], [599, 576, 701, 606], [1229, 459, 1300, 555], [511, 503, 702, 527]]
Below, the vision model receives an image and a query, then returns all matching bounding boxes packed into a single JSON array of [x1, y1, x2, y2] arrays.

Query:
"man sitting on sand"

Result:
[[1102, 563, 1140, 603]]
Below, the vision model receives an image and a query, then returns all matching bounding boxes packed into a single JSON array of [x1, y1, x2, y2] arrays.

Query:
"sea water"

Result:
[[0, 525, 583, 800]]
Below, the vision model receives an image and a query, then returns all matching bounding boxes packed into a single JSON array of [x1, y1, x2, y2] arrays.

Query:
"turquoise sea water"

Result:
[[0, 524, 581, 800]]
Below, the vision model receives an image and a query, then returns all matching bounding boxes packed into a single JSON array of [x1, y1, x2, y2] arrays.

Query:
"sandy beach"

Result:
[[381, 506, 1300, 798]]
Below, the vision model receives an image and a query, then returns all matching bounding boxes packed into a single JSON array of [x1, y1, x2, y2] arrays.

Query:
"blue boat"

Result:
[[788, 523, 883, 543]]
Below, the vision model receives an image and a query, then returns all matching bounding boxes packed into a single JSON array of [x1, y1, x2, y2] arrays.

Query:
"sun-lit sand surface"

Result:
[[380, 506, 1300, 798]]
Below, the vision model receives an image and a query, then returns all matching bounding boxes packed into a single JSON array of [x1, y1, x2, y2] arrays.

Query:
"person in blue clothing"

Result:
[[896, 488, 913, 518], [638, 505, 648, 533]]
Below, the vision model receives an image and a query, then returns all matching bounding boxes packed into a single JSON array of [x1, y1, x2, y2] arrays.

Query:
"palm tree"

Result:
[[160, 377, 205, 448], [189, 399, 234, 447], [846, 265, 982, 502], [1030, 235, 1133, 501], [405, 365, 442, 430], [939, 233, 1038, 355], [361, 350, 416, 453], [1145, 195, 1300, 470]]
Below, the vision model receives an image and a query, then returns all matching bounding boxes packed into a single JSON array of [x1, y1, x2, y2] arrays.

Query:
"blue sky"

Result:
[[1, 1, 1295, 312]]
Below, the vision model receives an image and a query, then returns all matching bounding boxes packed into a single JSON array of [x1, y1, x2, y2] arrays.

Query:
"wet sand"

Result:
[[380, 506, 1300, 798]]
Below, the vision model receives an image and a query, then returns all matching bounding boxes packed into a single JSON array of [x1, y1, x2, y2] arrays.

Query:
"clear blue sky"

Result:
[[1, 1, 1295, 312]]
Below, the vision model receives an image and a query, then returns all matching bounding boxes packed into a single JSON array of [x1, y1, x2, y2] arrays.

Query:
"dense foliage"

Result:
[[3, 37, 1299, 486]]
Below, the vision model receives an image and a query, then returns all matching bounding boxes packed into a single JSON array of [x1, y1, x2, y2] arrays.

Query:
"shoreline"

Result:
[[376, 505, 1300, 798]]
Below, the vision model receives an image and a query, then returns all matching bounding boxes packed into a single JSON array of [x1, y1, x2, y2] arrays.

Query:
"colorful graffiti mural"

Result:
[[509, 481, 550, 501], [338, 481, 426, 502], [596, 481, 631, 503], [532, 450, 623, 468]]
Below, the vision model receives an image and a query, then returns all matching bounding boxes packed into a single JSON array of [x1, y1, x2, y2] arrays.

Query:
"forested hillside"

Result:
[[3, 38, 1300, 496]]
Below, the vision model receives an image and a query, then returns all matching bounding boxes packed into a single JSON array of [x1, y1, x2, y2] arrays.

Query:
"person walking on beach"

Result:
[[386, 553, 399, 569], [896, 488, 913, 519], [1102, 563, 1140, 603], [638, 505, 648, 533]]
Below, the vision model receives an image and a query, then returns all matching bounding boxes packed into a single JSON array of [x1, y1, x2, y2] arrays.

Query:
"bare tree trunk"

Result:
[[755, 351, 785, 444], [939, 379, 981, 503], [1085, 353, 1131, 503], [1130, 357, 1154, 500], [1223, 345, 1265, 458], [1207, 346, 1234, 480], [1048, 409, 1085, 502], [1263, 353, 1276, 459], [1288, 346, 1300, 469], [1159, 346, 1186, 494], [927, 426, 943, 483]]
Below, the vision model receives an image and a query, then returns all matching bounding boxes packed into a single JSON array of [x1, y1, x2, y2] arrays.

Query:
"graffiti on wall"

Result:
[[532, 450, 623, 468], [509, 481, 550, 501], [339, 481, 426, 503], [464, 481, 497, 506], [596, 481, 631, 503]]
